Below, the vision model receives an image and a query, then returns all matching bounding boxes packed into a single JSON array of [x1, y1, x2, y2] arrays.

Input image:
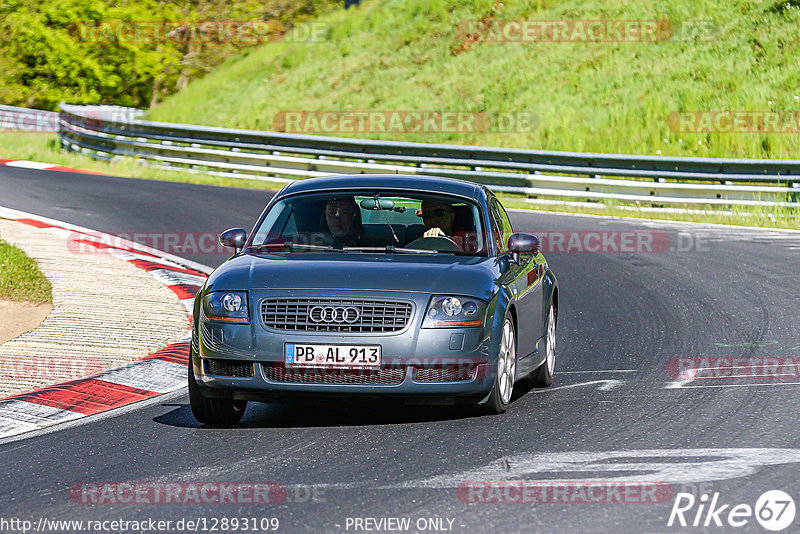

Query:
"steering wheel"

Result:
[[406, 236, 462, 252]]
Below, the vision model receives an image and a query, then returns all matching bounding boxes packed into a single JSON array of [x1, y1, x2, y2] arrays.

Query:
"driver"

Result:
[[420, 199, 457, 239], [419, 199, 478, 251], [324, 197, 375, 247]]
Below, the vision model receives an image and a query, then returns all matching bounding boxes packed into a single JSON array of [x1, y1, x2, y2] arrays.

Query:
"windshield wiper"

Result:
[[285, 242, 342, 252], [248, 243, 461, 254], [343, 246, 441, 254], [248, 242, 342, 252]]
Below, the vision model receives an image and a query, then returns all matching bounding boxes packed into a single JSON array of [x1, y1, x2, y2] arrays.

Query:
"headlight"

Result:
[[422, 295, 487, 328], [202, 291, 249, 323]]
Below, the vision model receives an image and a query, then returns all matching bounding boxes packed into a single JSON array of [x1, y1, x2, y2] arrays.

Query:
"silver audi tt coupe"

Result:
[[189, 174, 558, 424]]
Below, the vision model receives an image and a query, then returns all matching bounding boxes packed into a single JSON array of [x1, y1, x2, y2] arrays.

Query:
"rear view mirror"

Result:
[[219, 228, 248, 252], [360, 198, 396, 210], [508, 233, 540, 255], [360, 198, 406, 212]]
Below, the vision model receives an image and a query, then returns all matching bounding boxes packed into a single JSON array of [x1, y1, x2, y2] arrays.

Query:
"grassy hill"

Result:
[[146, 0, 800, 159]]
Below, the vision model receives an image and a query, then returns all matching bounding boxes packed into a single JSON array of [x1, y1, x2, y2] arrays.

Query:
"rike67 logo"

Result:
[[668, 490, 795, 531]]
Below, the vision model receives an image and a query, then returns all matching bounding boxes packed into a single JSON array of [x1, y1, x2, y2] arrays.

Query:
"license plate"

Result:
[[285, 343, 381, 368]]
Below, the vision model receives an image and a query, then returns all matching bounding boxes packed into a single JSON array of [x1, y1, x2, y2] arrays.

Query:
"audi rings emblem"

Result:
[[309, 305, 361, 324]]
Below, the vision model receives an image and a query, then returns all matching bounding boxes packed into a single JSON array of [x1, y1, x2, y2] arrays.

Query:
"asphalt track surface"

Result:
[[2, 166, 800, 533]]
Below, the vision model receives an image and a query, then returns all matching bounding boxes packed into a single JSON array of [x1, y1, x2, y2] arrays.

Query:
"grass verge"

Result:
[[0, 238, 52, 303]]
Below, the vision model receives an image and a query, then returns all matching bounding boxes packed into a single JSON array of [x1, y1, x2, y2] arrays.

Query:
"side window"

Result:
[[488, 203, 504, 253], [490, 198, 513, 252], [254, 205, 296, 244], [281, 209, 297, 237], [497, 201, 514, 238]]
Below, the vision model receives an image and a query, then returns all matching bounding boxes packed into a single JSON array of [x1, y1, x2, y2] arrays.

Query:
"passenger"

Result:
[[324, 197, 375, 247]]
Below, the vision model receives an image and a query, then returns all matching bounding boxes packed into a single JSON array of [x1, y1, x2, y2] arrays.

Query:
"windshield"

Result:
[[249, 190, 487, 256]]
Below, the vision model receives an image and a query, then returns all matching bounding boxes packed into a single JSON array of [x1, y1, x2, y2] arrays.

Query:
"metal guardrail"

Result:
[[0, 104, 58, 133], [56, 103, 800, 207]]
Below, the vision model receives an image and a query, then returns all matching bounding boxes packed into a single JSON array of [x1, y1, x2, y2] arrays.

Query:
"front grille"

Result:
[[260, 298, 413, 333], [262, 363, 405, 385], [415, 366, 475, 382], [204, 359, 254, 378]]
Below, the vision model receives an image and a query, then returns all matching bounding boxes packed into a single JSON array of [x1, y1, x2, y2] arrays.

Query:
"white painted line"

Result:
[[534, 379, 624, 393], [506, 207, 800, 234], [307, 447, 800, 492], [559, 369, 639, 374], [666, 381, 800, 390], [41, 227, 76, 239], [693, 374, 800, 379], [0, 417, 39, 439], [96, 359, 187, 394], [149, 269, 206, 287], [389, 448, 800, 489], [664, 379, 695, 389], [109, 251, 196, 270], [0, 400, 81, 426], [5, 160, 55, 170]]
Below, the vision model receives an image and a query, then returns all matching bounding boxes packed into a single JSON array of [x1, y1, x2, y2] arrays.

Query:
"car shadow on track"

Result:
[[154, 382, 544, 429], [154, 399, 480, 429]]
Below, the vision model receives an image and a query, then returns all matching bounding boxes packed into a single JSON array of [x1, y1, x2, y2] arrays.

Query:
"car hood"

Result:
[[205, 252, 500, 298]]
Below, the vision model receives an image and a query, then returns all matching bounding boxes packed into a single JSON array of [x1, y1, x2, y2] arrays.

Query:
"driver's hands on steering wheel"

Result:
[[423, 227, 446, 238]]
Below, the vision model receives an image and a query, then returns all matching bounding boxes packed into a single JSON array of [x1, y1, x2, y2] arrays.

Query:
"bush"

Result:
[[0, 0, 341, 110]]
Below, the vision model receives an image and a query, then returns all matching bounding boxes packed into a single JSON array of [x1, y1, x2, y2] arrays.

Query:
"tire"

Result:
[[481, 316, 517, 414], [188, 360, 247, 425], [530, 302, 556, 387]]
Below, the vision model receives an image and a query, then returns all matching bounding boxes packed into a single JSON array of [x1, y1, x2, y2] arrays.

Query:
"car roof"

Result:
[[278, 174, 487, 202]]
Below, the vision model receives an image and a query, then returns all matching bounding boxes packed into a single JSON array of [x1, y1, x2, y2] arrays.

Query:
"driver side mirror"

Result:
[[219, 228, 248, 253], [508, 233, 540, 255]]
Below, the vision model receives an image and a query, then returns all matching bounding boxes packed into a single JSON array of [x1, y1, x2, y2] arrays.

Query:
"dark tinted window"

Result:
[[490, 198, 513, 252]]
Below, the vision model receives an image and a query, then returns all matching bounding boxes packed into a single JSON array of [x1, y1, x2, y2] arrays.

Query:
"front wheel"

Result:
[[530, 303, 556, 387], [481, 317, 516, 414], [188, 361, 247, 425]]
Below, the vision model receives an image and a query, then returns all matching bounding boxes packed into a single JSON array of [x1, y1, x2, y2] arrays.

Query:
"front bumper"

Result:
[[192, 289, 497, 402]]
